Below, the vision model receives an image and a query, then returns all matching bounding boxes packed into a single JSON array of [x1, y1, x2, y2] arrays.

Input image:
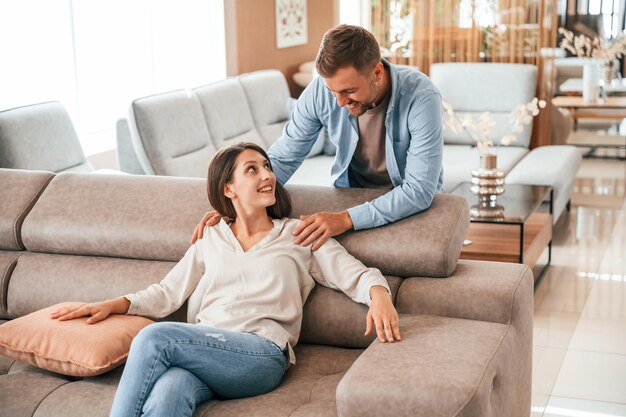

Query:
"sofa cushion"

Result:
[[20, 173, 468, 278], [0, 169, 54, 250], [0, 319, 13, 375], [21, 173, 208, 262], [239, 70, 291, 147], [336, 314, 510, 417], [0, 102, 92, 173], [393, 262, 534, 417], [129, 90, 216, 177], [196, 345, 361, 417], [0, 367, 71, 417], [287, 155, 334, 186], [430, 63, 537, 148], [115, 119, 146, 175], [16, 366, 123, 417], [0, 357, 13, 377], [0, 302, 154, 377], [430, 63, 537, 112], [6, 253, 398, 350], [299, 276, 402, 348], [396, 260, 532, 325], [5, 251, 396, 351], [6, 252, 177, 319], [194, 80, 266, 149], [4, 345, 360, 417], [505, 145, 582, 223], [442, 145, 529, 192], [0, 251, 21, 319], [288, 189, 469, 278], [442, 111, 533, 147]]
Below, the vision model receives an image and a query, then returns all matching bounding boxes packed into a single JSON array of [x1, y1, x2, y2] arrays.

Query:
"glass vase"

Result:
[[470, 152, 505, 203], [583, 60, 601, 102], [602, 61, 616, 85]]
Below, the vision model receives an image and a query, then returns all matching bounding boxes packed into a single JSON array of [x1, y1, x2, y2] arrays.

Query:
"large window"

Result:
[[0, 0, 226, 155], [339, 0, 370, 27], [562, 0, 626, 39]]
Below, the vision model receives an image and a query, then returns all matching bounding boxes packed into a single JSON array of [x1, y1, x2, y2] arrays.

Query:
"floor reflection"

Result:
[[531, 158, 626, 416]]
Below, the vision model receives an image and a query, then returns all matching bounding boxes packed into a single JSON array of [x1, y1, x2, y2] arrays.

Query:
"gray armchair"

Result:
[[429, 63, 581, 223], [429, 63, 537, 192], [0, 102, 93, 173]]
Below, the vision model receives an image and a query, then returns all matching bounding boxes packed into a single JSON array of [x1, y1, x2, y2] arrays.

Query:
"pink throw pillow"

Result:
[[0, 302, 154, 377]]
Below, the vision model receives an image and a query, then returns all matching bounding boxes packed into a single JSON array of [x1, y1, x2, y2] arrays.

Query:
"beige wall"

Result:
[[225, 0, 337, 96]]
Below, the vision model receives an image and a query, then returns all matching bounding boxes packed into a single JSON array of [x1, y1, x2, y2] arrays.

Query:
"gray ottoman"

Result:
[[505, 145, 582, 224]]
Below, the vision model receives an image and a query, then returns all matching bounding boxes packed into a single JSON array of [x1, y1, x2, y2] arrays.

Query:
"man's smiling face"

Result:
[[323, 63, 383, 116]]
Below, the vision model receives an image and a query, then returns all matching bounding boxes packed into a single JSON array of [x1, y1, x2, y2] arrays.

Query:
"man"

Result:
[[192, 24, 443, 250]]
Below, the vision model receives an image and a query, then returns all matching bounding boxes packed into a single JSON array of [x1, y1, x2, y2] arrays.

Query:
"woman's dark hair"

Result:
[[207, 142, 292, 220]]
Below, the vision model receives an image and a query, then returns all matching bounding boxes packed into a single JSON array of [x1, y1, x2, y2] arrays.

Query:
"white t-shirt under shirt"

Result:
[[124, 218, 390, 365]]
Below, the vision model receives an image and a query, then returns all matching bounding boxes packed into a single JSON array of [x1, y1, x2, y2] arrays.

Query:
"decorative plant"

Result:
[[558, 28, 626, 64], [442, 98, 547, 156]]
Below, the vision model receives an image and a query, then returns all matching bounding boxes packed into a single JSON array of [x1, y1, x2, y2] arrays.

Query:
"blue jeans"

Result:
[[109, 322, 288, 417]]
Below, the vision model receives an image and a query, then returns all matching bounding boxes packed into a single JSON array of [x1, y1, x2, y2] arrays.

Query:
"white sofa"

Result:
[[430, 63, 581, 223], [117, 66, 581, 223], [0, 102, 94, 173], [119, 70, 334, 185]]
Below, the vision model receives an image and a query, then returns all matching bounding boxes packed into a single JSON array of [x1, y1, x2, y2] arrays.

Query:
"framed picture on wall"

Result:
[[275, 0, 307, 48]]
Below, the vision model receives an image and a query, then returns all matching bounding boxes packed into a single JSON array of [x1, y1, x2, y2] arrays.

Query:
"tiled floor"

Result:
[[530, 157, 626, 416]]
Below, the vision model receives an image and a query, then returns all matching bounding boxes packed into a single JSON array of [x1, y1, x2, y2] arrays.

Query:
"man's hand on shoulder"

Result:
[[293, 211, 353, 251], [190, 210, 223, 244]]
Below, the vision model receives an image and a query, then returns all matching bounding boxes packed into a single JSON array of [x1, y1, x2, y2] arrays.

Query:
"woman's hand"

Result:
[[364, 285, 401, 343], [50, 298, 130, 325], [190, 211, 223, 244]]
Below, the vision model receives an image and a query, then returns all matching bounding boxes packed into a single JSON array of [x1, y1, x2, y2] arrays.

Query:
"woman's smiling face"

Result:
[[224, 149, 277, 211]]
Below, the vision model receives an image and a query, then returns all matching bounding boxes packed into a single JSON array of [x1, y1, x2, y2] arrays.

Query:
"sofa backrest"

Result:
[[0, 169, 55, 319], [238, 70, 292, 146], [430, 63, 537, 148], [127, 70, 290, 177], [0, 102, 93, 173], [128, 90, 216, 177], [193, 79, 267, 149], [116, 118, 145, 175], [0, 169, 469, 348]]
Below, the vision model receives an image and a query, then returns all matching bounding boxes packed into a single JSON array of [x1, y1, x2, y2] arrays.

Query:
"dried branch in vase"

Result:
[[442, 98, 546, 156], [558, 28, 626, 64]]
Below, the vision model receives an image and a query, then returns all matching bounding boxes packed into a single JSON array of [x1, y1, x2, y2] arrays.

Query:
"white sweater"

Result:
[[124, 218, 390, 365]]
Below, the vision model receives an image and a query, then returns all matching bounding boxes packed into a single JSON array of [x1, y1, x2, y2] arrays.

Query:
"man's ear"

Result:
[[373, 62, 384, 81]]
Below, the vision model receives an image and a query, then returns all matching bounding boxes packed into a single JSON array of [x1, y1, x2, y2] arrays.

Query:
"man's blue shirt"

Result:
[[268, 61, 444, 230]]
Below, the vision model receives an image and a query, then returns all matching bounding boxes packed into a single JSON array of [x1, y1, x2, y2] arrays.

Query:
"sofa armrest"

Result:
[[336, 314, 518, 417], [375, 260, 534, 417], [395, 260, 533, 326]]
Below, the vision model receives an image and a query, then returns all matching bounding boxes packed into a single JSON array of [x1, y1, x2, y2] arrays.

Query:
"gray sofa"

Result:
[[117, 66, 581, 224], [120, 69, 334, 186], [0, 168, 533, 417], [0, 102, 94, 173], [429, 63, 582, 224]]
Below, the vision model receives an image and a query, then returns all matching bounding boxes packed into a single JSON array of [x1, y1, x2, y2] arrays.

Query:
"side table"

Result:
[[450, 182, 553, 283], [552, 95, 626, 160]]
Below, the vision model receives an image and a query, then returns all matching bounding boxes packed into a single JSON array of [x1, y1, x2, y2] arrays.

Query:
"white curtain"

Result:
[[0, 0, 226, 155]]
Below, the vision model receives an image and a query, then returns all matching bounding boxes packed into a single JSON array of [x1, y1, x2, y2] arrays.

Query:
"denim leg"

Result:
[[141, 367, 212, 417], [109, 322, 287, 417]]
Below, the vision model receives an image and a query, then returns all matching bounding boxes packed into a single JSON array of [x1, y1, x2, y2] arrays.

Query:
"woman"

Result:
[[51, 142, 401, 417]]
